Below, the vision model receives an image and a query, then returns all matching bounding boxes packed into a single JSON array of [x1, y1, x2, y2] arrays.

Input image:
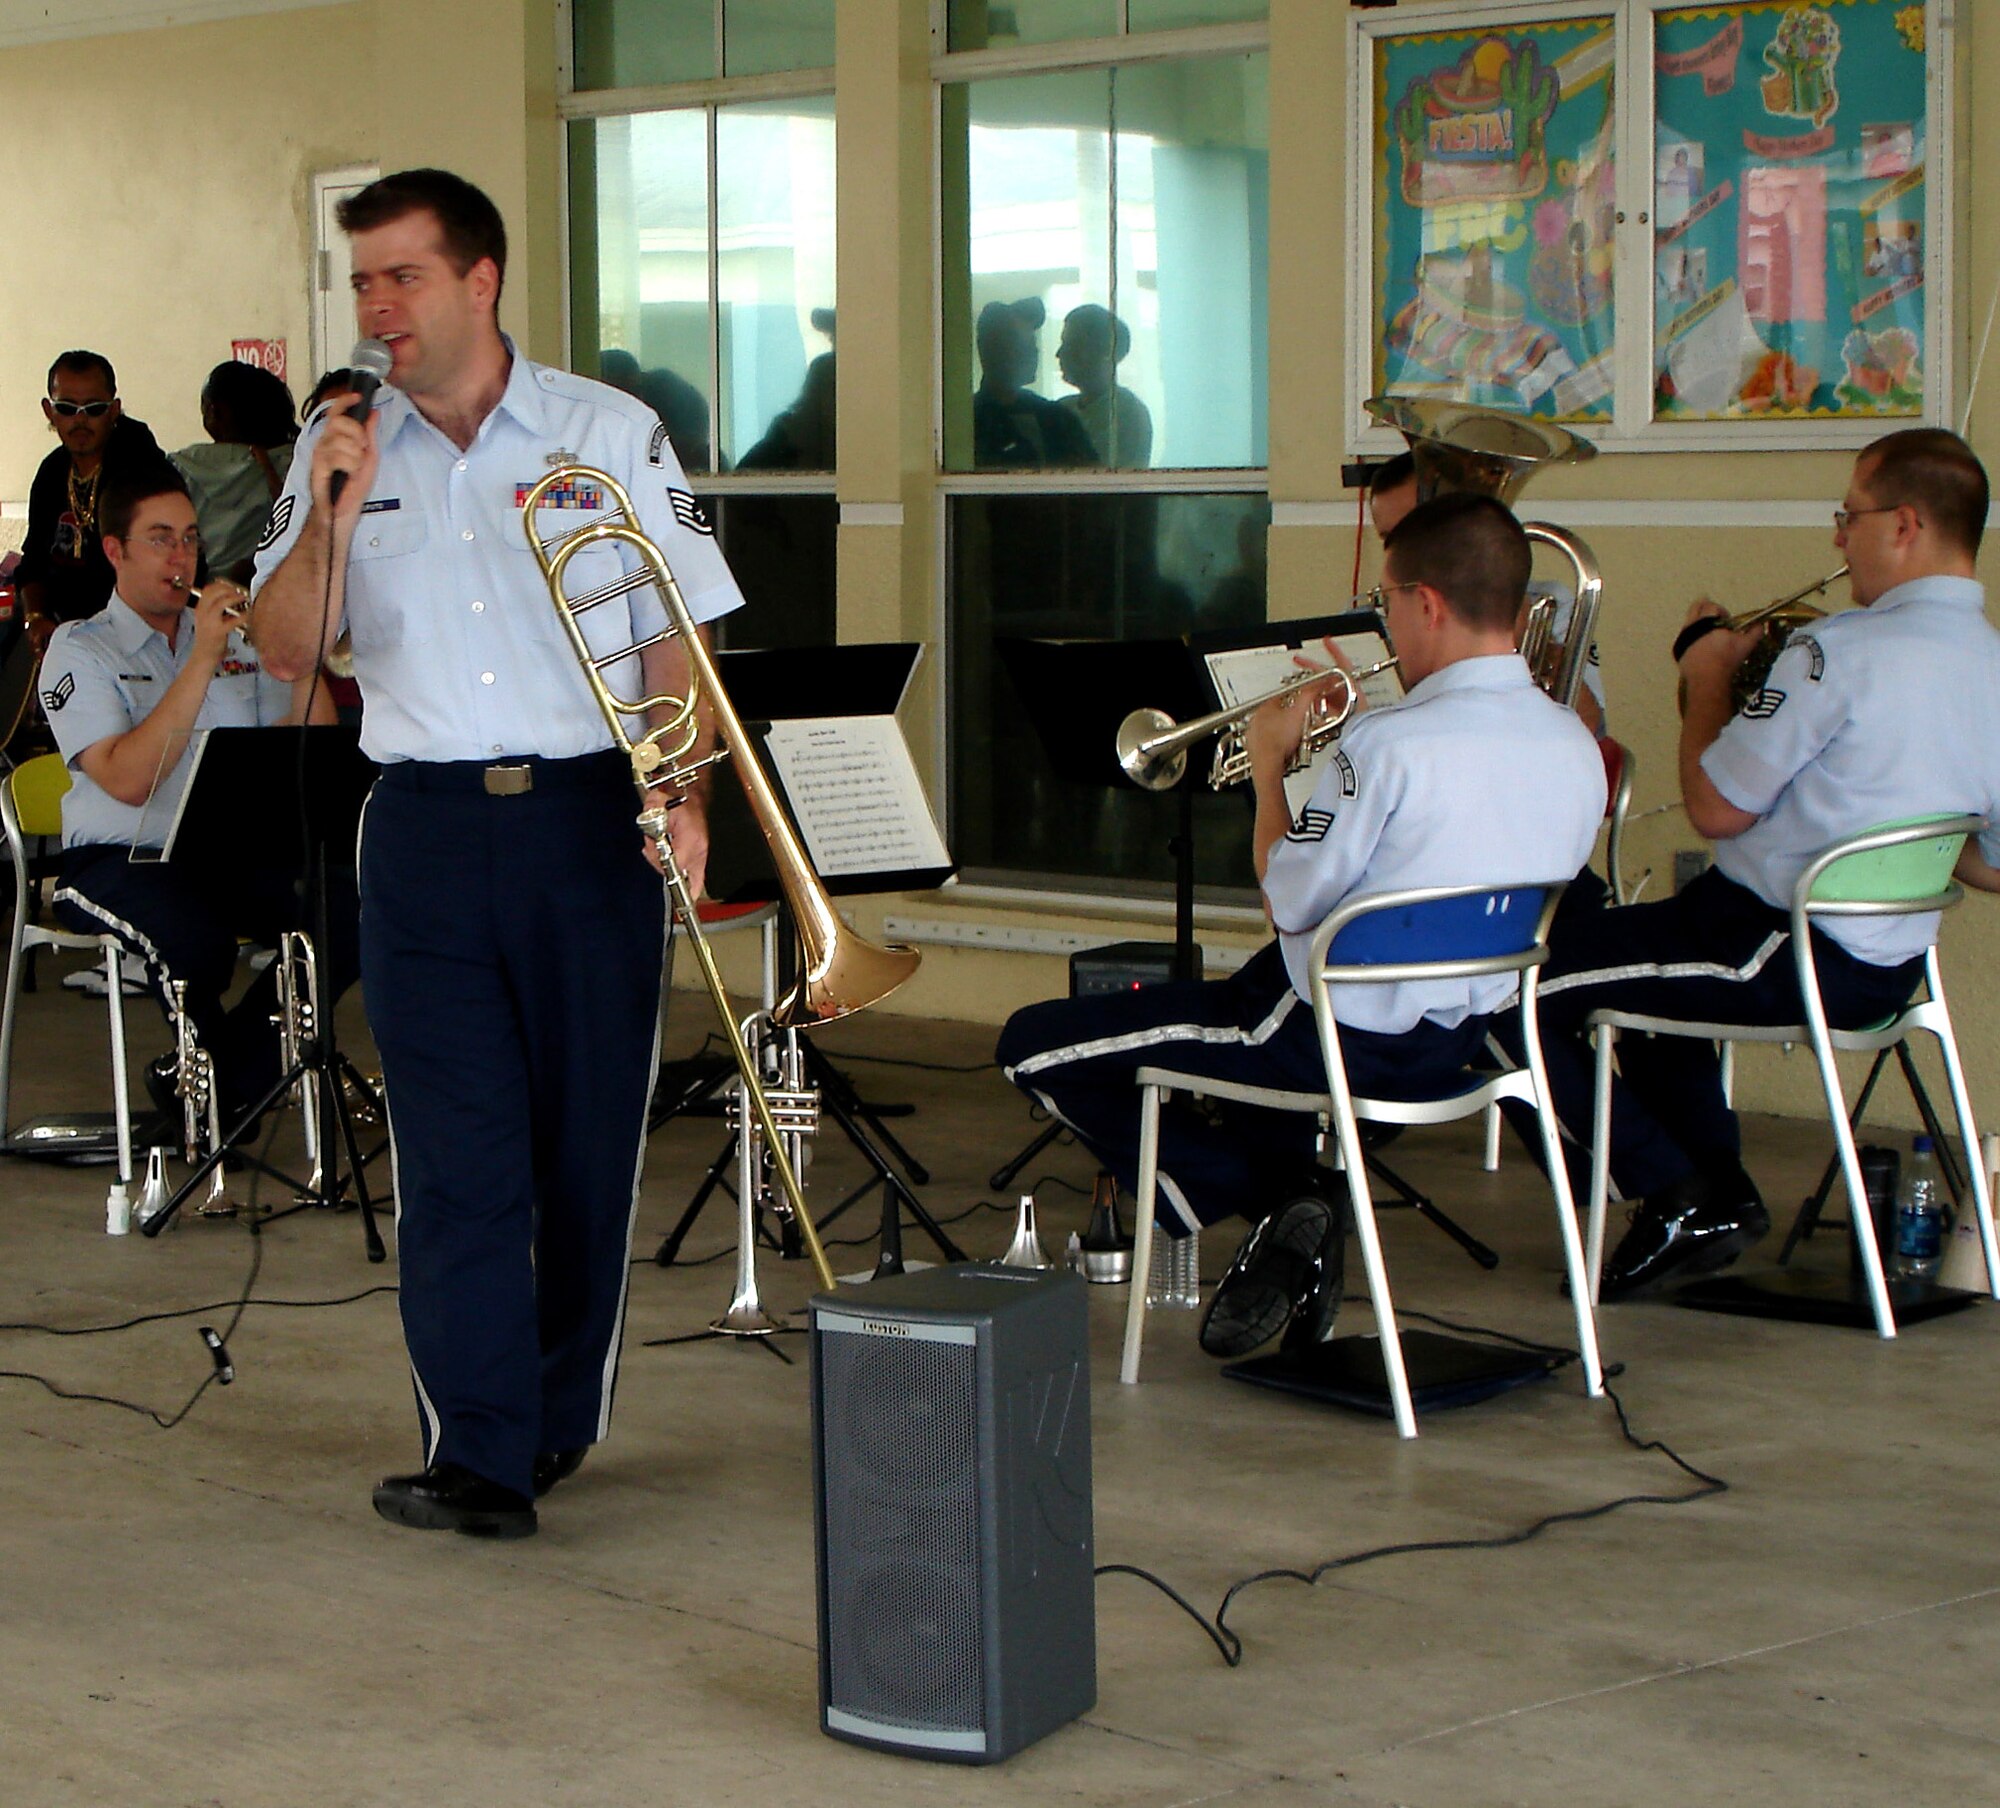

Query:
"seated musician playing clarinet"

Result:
[[1524, 428, 2000, 1298], [997, 494, 1605, 1356]]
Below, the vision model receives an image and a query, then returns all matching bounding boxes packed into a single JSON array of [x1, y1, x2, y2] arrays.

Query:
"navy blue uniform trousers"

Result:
[[56, 843, 360, 1121], [1516, 867, 1923, 1199], [360, 751, 665, 1499], [996, 942, 1487, 1234]]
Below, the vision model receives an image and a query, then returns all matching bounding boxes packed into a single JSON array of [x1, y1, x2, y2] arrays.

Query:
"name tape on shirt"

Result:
[[517, 476, 604, 511], [256, 494, 295, 553], [360, 497, 401, 515], [668, 489, 713, 536], [40, 672, 75, 713]]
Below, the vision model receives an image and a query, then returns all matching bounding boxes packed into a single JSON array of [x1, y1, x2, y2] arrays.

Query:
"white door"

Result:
[[311, 165, 380, 387]]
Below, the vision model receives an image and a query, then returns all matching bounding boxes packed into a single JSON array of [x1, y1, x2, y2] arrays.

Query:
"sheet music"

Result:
[[764, 714, 950, 880], [1201, 632, 1402, 817]]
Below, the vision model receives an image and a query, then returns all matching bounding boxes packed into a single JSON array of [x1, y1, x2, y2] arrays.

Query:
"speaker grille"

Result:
[[821, 1330, 984, 1734]]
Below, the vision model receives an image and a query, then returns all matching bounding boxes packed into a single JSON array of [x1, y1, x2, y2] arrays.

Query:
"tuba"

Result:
[[1365, 397, 1604, 712], [522, 466, 921, 1301]]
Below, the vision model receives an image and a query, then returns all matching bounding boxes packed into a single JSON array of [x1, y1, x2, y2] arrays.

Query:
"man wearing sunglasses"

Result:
[[16, 351, 161, 654]]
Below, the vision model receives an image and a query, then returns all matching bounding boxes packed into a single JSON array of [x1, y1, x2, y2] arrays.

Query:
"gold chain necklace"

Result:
[[66, 462, 101, 536]]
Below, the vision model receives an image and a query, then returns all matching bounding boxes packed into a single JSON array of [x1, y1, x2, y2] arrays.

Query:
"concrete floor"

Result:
[[3, 954, 1998, 1807]]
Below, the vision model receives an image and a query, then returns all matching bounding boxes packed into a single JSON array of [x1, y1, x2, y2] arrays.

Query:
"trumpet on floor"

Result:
[[1117, 655, 1401, 793]]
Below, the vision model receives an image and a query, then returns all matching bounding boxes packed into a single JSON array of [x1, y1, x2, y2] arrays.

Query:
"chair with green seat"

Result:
[[0, 751, 139, 1216], [1583, 815, 1998, 1338]]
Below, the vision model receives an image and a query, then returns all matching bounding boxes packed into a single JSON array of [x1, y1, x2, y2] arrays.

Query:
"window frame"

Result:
[[1346, 0, 1957, 456], [556, 1, 838, 498], [931, 8, 1274, 900]]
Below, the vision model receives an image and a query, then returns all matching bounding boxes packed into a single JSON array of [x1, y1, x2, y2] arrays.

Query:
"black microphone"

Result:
[[328, 337, 394, 506]]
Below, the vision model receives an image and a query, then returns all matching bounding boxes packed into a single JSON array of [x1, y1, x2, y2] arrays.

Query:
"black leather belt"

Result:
[[376, 749, 628, 797]]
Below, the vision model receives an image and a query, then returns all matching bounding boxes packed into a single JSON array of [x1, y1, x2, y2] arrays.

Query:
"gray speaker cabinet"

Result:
[[810, 1263, 1095, 1763]]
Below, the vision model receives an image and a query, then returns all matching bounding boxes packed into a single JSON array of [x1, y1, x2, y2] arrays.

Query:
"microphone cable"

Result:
[[1096, 1315, 1728, 1668]]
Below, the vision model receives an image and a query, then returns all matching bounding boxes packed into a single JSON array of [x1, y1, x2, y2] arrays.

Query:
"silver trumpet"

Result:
[[168, 979, 230, 1215], [271, 931, 323, 1195], [717, 1012, 821, 1335], [1117, 654, 1401, 793]]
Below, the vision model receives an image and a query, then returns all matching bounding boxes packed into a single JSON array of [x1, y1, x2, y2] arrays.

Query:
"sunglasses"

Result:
[[50, 399, 113, 419]]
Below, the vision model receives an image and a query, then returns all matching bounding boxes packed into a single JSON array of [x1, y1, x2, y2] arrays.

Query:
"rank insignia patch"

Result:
[[668, 489, 713, 535], [41, 672, 74, 713], [256, 494, 294, 552]]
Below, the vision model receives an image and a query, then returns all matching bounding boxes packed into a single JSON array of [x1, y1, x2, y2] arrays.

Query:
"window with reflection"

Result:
[[942, 55, 1269, 472], [949, 492, 1271, 891], [568, 97, 837, 475], [942, 47, 1269, 892], [946, 1, 1266, 53], [573, 0, 835, 88]]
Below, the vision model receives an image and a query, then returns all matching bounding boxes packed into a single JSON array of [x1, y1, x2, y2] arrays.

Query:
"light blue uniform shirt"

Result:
[[252, 345, 743, 765], [40, 596, 293, 850], [1263, 653, 1606, 1034], [1703, 575, 2000, 965]]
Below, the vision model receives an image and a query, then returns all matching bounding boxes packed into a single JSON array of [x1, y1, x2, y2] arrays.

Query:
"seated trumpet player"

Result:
[[1524, 428, 2000, 1299], [997, 494, 1605, 1355], [37, 463, 355, 1136]]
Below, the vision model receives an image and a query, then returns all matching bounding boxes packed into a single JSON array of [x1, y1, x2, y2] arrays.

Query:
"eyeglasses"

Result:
[[1360, 581, 1422, 611], [49, 399, 113, 419], [135, 531, 204, 555], [1833, 504, 1901, 532]]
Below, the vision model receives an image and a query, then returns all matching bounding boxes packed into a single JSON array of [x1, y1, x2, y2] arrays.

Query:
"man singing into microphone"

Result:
[[252, 169, 745, 1540], [41, 463, 341, 1128]]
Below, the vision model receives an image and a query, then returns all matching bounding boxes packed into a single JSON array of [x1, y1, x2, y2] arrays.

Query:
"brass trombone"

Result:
[[521, 465, 921, 1303], [1117, 653, 1402, 793]]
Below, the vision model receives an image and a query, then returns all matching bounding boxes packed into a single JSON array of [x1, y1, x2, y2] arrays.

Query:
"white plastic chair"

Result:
[[0, 752, 138, 1219], [1584, 815, 1999, 1338], [1123, 881, 1603, 1438]]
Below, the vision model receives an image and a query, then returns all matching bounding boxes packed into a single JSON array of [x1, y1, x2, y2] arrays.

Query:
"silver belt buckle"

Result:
[[484, 763, 533, 797]]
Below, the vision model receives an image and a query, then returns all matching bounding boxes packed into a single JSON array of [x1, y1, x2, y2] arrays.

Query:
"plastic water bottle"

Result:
[[1146, 1229, 1177, 1309], [1171, 1228, 1201, 1309], [1892, 1135, 1947, 1283]]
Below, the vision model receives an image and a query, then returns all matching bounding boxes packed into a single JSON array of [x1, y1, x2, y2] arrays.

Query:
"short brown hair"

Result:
[[1381, 492, 1530, 632], [1859, 428, 1988, 557], [337, 168, 507, 303], [101, 461, 190, 543]]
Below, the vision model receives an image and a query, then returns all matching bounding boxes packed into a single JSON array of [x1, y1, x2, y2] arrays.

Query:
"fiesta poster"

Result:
[[1374, 16, 1620, 422], [1654, 0, 1930, 422]]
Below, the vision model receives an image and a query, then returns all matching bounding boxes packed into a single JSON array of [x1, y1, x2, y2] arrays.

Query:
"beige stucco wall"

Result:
[[0, 3, 374, 483], [3, 0, 1995, 1132]]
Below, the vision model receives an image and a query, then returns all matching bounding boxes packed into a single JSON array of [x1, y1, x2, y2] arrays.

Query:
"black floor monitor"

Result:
[[1222, 1329, 1566, 1417], [1674, 1267, 1979, 1328]]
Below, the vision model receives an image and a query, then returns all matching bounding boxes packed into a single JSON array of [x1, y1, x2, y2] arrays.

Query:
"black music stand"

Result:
[[650, 644, 963, 1276], [135, 725, 385, 1257]]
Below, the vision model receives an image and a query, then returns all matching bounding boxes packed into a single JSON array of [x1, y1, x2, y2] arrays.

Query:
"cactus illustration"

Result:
[[1495, 40, 1557, 131]]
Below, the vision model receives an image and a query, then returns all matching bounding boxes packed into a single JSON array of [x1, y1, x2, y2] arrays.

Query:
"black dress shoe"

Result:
[[1602, 1170, 1770, 1301], [372, 1461, 537, 1539], [1282, 1191, 1348, 1356], [533, 1447, 589, 1499], [1200, 1194, 1337, 1359]]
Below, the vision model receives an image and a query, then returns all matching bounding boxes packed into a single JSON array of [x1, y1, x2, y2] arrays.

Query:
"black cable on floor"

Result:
[[1097, 1340, 1728, 1668]]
